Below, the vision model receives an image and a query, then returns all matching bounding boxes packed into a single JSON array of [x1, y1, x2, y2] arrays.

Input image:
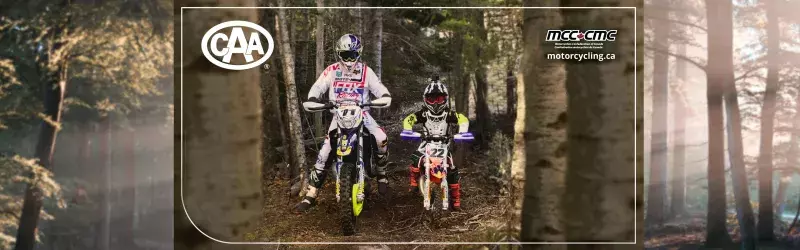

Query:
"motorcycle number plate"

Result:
[[426, 143, 447, 158], [337, 134, 354, 156]]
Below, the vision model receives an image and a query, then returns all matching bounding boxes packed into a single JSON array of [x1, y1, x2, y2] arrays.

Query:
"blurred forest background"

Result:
[[0, 0, 174, 249], [179, 0, 639, 247], [643, 0, 800, 249]]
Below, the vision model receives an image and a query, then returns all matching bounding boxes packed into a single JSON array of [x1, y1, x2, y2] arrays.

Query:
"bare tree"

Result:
[[775, 90, 800, 217], [277, 0, 309, 196], [314, 0, 325, 138], [371, 9, 383, 78], [710, 0, 757, 248], [670, 30, 688, 218], [757, 0, 782, 241], [647, 0, 670, 226], [700, 0, 734, 246], [97, 115, 111, 250], [474, 10, 493, 149]]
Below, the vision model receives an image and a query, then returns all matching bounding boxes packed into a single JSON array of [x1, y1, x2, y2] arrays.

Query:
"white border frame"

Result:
[[180, 6, 638, 245]]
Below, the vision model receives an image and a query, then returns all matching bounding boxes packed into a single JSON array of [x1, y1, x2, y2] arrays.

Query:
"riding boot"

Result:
[[294, 186, 319, 213], [408, 164, 420, 190], [449, 183, 461, 210], [376, 152, 389, 195]]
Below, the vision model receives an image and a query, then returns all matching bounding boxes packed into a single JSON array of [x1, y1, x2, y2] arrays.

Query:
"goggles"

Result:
[[338, 51, 360, 62], [425, 95, 446, 105]]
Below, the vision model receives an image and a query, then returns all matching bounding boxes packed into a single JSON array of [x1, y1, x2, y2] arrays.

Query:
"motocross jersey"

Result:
[[307, 62, 390, 110], [402, 109, 469, 136]]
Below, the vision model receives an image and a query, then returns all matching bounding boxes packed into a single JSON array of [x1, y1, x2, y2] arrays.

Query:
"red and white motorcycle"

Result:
[[401, 129, 473, 211]]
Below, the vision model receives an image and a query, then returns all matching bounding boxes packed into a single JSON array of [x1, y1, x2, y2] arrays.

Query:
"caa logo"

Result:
[[201, 21, 275, 70]]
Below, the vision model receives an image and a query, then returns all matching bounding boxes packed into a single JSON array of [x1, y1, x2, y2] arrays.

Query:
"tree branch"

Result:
[[734, 66, 764, 82], [645, 45, 707, 72], [644, 14, 707, 32]]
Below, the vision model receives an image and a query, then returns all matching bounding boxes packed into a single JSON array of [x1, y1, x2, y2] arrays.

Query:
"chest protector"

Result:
[[423, 111, 449, 136]]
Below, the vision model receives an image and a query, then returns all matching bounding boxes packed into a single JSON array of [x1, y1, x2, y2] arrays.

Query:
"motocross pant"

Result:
[[308, 111, 388, 190], [409, 142, 460, 185]]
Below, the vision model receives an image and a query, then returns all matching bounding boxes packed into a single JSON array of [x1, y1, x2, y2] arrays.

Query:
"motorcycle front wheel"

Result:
[[339, 163, 358, 236]]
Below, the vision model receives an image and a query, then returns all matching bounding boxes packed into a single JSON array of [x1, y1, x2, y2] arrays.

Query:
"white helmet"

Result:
[[335, 34, 363, 69]]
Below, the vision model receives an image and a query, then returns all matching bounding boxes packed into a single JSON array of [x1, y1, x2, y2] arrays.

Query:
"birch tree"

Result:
[[560, 0, 640, 245], [180, 2, 263, 246], [518, 0, 566, 245]]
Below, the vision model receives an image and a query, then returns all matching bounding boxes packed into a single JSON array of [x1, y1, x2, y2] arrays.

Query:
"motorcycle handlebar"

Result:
[[413, 131, 453, 142], [306, 101, 385, 111]]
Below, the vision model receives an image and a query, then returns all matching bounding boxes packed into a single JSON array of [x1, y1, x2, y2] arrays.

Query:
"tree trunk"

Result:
[[459, 74, 471, 120], [506, 67, 516, 118], [560, 3, 639, 244], [647, 2, 670, 226], [474, 10, 492, 150], [314, 0, 325, 139], [14, 75, 67, 250], [119, 120, 136, 247], [451, 24, 469, 171], [518, 2, 566, 244], [180, 4, 264, 244], [712, 0, 757, 248], [776, 92, 800, 217], [670, 41, 687, 218], [355, 0, 364, 37], [510, 71, 526, 236], [704, 0, 733, 246], [268, 22, 292, 178], [277, 0, 309, 196], [78, 122, 91, 169], [454, 73, 470, 169], [371, 9, 384, 118], [98, 115, 111, 250], [757, 0, 781, 241], [371, 10, 383, 78]]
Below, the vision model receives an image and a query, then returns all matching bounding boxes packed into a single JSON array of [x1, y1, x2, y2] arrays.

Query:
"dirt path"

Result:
[[254, 141, 512, 248]]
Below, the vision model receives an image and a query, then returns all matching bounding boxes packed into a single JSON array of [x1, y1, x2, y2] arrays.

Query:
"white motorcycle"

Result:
[[303, 98, 388, 236]]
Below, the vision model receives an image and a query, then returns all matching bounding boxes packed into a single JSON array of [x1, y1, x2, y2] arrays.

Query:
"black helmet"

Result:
[[423, 76, 449, 115]]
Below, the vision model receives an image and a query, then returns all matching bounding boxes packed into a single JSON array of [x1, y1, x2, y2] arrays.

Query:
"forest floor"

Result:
[[644, 212, 800, 250], [253, 114, 519, 250]]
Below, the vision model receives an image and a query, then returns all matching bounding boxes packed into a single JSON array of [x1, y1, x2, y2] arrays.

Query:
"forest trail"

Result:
[[254, 114, 515, 248], [644, 212, 800, 250]]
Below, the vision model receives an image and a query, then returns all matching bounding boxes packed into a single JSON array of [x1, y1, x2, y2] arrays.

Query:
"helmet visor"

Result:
[[338, 51, 360, 62], [424, 95, 446, 105]]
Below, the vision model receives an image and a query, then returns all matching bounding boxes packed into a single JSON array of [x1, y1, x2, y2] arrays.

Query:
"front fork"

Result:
[[334, 132, 366, 214], [419, 162, 430, 210], [418, 159, 450, 211]]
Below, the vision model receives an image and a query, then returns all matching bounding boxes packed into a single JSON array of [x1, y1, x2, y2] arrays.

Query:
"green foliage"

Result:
[[0, 1, 172, 247], [0, 0, 173, 130], [0, 155, 63, 248]]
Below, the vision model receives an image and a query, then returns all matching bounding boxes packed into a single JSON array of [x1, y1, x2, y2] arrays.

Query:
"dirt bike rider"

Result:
[[295, 34, 392, 213], [400, 76, 473, 210]]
